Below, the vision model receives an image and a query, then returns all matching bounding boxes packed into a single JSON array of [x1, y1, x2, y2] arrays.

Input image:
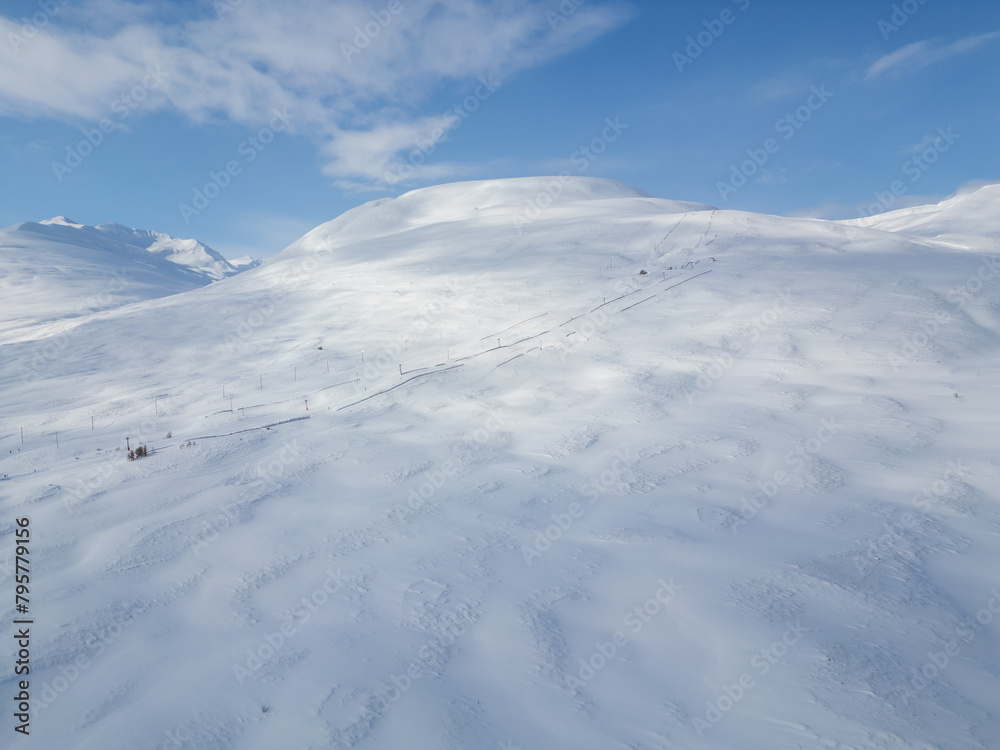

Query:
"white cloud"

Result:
[[320, 114, 461, 188], [866, 31, 1000, 80], [0, 0, 630, 186]]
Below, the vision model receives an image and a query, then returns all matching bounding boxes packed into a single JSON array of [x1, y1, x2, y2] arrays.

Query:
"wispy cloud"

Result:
[[0, 0, 630, 186], [866, 31, 1000, 80]]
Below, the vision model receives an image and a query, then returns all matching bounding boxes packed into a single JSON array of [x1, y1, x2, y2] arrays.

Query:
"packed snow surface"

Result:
[[2, 177, 999, 749]]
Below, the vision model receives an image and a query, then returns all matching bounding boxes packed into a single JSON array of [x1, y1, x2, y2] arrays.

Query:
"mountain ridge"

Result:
[[0, 217, 252, 344]]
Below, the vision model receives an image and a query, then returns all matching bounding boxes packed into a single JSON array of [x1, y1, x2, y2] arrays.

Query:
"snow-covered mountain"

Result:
[[0, 217, 245, 344], [2, 177, 999, 750], [228, 256, 265, 272], [842, 182, 1000, 251]]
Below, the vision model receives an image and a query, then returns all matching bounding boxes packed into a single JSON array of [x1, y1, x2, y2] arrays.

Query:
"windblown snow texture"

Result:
[[2, 177, 999, 749]]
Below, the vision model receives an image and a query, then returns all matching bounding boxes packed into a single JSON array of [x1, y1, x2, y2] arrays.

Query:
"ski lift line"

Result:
[[663, 268, 713, 288], [32, 266, 712, 444], [654, 274, 683, 287], [492, 346, 539, 371], [454, 344, 508, 362], [480, 312, 548, 341], [230, 375, 358, 413], [455, 323, 553, 363], [657, 213, 687, 247], [312, 379, 358, 394], [504, 329, 550, 348], [236, 398, 288, 410], [619, 294, 658, 312], [249, 267, 703, 401], [185, 416, 311, 442], [553, 284, 644, 330], [697, 210, 716, 247], [620, 269, 713, 312], [336, 364, 464, 411], [585, 284, 647, 315]]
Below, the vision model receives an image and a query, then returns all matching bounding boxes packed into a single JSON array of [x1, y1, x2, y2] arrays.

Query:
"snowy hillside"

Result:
[[2, 177, 999, 750], [843, 183, 1000, 252], [0, 217, 243, 345]]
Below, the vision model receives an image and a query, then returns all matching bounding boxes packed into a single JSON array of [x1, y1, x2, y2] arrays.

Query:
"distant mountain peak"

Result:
[[40, 215, 86, 228], [0, 217, 251, 343]]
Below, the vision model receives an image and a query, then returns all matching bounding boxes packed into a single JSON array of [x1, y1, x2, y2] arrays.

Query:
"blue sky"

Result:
[[1, 0, 998, 259]]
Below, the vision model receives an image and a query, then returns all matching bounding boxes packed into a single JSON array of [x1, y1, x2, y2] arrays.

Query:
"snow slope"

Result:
[[0, 217, 242, 345], [2, 177, 999, 750], [842, 182, 1000, 252]]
